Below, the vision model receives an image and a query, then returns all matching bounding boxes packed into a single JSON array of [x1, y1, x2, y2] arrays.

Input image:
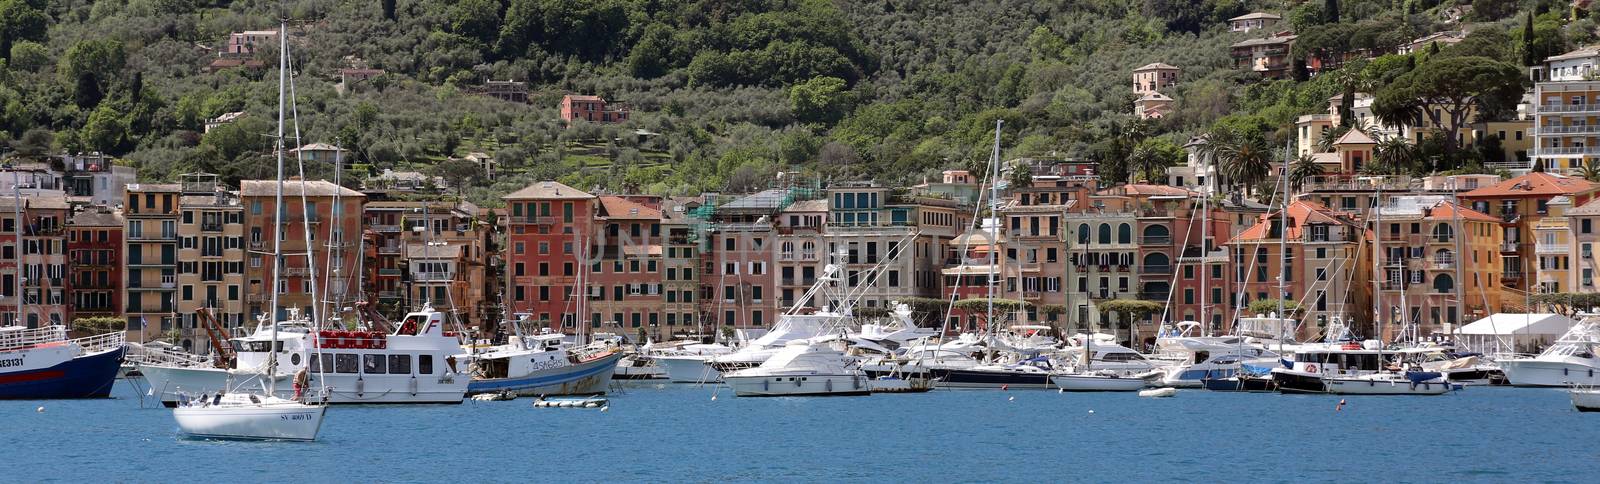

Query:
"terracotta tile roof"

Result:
[[1567, 197, 1600, 215], [240, 179, 365, 198], [1426, 201, 1499, 223], [1103, 184, 1194, 197], [597, 195, 661, 220], [564, 94, 603, 102], [1230, 12, 1282, 21], [1460, 172, 1599, 198], [1333, 129, 1376, 146], [503, 181, 594, 200], [1134, 62, 1178, 71], [1228, 200, 1357, 243]]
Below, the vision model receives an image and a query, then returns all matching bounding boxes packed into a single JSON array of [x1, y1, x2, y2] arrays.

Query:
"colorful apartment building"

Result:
[[1230, 32, 1296, 79], [240, 179, 365, 321], [1459, 172, 1600, 292], [502, 181, 595, 329], [1132, 63, 1179, 95], [174, 174, 247, 354], [1563, 197, 1600, 292], [1372, 197, 1504, 337], [1, 193, 71, 329], [660, 197, 705, 337], [67, 206, 122, 323], [363, 200, 493, 332], [588, 196, 666, 339], [123, 183, 181, 340], [1226, 201, 1371, 340]]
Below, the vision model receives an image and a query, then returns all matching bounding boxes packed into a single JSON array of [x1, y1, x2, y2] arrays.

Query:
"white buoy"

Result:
[[36, 406, 44, 413], [711, 395, 718, 401], [1008, 396, 1015, 401], [1088, 410, 1095, 414]]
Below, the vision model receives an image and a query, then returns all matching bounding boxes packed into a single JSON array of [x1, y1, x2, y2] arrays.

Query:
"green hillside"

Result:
[[0, 0, 1587, 205]]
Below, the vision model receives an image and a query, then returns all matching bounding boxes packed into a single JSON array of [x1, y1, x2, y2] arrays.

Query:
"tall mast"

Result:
[[10, 163, 21, 328], [1452, 199, 1466, 337], [1200, 165, 1210, 335], [986, 120, 1002, 343], [1371, 188, 1383, 345], [265, 18, 289, 395], [1276, 139, 1289, 354]]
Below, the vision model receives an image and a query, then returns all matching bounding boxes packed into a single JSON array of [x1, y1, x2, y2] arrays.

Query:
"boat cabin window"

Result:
[[389, 355, 412, 375], [231, 340, 284, 352], [309, 353, 335, 373], [1101, 353, 1145, 362], [363, 354, 387, 374], [1194, 351, 1210, 363], [335, 353, 359, 373], [418, 355, 434, 375]]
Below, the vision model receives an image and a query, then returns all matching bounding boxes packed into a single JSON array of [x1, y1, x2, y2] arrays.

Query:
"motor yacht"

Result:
[[1498, 318, 1600, 387], [723, 341, 868, 397]]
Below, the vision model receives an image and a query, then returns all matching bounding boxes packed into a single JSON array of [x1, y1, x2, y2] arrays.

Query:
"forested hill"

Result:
[[0, 0, 1582, 205]]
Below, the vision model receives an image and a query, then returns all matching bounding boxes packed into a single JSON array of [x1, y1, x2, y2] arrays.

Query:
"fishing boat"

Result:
[[723, 340, 869, 397], [465, 329, 623, 396], [0, 325, 124, 399], [1498, 317, 1600, 387]]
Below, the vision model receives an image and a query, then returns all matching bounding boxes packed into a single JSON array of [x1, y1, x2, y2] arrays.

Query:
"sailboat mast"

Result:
[[1275, 140, 1288, 354], [265, 19, 289, 395], [1200, 171, 1210, 335], [10, 167, 21, 329], [1452, 200, 1466, 338], [986, 120, 1002, 339]]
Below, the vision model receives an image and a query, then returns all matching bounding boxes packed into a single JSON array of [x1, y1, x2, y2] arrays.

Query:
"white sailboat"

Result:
[[172, 23, 327, 440], [1051, 328, 1154, 392]]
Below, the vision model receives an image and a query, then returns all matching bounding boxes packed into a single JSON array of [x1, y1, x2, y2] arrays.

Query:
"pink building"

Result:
[[560, 95, 631, 124]]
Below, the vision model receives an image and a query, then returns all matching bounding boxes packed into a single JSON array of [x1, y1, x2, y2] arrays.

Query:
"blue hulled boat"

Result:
[[0, 326, 126, 399]]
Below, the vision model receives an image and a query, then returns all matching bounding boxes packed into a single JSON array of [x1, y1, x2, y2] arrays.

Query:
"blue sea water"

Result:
[[6, 380, 1600, 483]]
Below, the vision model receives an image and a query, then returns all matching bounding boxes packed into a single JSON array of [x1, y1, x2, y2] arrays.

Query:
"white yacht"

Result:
[[1153, 325, 1281, 388], [1572, 385, 1600, 411], [724, 341, 868, 397], [140, 306, 470, 405], [1499, 318, 1600, 387], [1321, 371, 1451, 395], [173, 389, 327, 441], [652, 343, 735, 383]]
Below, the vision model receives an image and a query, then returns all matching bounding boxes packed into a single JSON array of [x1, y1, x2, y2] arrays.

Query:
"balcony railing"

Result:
[[1500, 242, 1521, 253], [378, 268, 403, 277], [129, 232, 176, 241], [1140, 236, 1171, 245], [413, 271, 455, 282], [1429, 259, 1455, 270], [509, 216, 560, 225], [378, 245, 402, 255], [1138, 290, 1170, 301], [1142, 265, 1172, 275], [283, 267, 311, 277], [1537, 104, 1600, 113], [372, 225, 402, 233], [1536, 146, 1600, 156], [1536, 242, 1567, 255], [378, 291, 401, 300], [1503, 271, 1523, 280]]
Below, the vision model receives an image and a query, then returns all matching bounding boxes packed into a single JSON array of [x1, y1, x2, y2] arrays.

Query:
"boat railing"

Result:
[[0, 326, 67, 351], [125, 342, 211, 367], [72, 331, 126, 353]]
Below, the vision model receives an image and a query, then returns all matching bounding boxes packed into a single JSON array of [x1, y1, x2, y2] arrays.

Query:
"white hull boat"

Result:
[[173, 393, 326, 441], [1051, 372, 1150, 392], [1572, 388, 1600, 412], [656, 355, 722, 383], [723, 341, 869, 397], [1499, 359, 1600, 387], [1323, 373, 1452, 395], [1138, 387, 1177, 398]]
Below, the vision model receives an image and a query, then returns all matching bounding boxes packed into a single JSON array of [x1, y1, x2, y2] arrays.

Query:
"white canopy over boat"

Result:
[[1457, 313, 1578, 354]]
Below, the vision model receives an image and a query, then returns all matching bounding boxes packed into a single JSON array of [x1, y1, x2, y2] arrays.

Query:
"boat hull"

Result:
[[140, 364, 468, 406], [1272, 370, 1329, 394], [934, 368, 1053, 389], [0, 346, 124, 400], [1573, 389, 1600, 412], [1499, 359, 1600, 387], [1051, 374, 1148, 392], [655, 355, 721, 383], [724, 374, 870, 397], [468, 352, 622, 396], [1323, 378, 1451, 395], [174, 403, 326, 441], [1201, 376, 1277, 392]]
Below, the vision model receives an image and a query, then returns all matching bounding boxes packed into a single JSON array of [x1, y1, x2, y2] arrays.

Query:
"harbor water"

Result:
[[7, 381, 1600, 482]]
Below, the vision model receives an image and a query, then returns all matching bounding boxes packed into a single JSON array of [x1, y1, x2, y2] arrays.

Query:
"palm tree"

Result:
[[1195, 126, 1240, 188], [1214, 135, 1272, 195], [1288, 154, 1322, 192], [1315, 124, 1351, 153], [1374, 136, 1419, 175], [1582, 159, 1600, 181], [1129, 143, 1171, 183]]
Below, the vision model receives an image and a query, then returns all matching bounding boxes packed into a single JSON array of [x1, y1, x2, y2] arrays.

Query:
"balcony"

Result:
[[1141, 265, 1172, 275], [1535, 242, 1566, 255], [1500, 242, 1521, 253], [1429, 259, 1456, 270], [378, 268, 403, 277], [1536, 146, 1600, 156], [200, 222, 224, 232], [129, 232, 176, 241], [378, 291, 401, 300], [372, 224, 402, 233], [1537, 104, 1600, 114], [510, 216, 559, 225], [249, 240, 265, 250], [1503, 271, 1523, 280], [378, 245, 402, 255], [1534, 125, 1600, 135], [246, 294, 268, 303], [283, 267, 311, 277], [1138, 290, 1170, 301], [1140, 235, 1171, 245], [413, 271, 455, 282]]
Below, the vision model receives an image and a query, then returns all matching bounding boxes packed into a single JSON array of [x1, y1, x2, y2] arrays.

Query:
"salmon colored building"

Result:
[[503, 181, 596, 330]]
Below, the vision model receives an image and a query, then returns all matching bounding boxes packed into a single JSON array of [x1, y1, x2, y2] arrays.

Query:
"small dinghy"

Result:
[[532, 396, 608, 408], [1138, 387, 1177, 398]]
